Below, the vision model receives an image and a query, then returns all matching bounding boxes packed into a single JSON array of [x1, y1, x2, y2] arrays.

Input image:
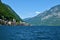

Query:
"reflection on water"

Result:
[[0, 26, 60, 40]]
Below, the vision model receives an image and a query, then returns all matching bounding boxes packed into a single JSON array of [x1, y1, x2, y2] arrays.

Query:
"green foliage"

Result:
[[0, 2, 23, 21]]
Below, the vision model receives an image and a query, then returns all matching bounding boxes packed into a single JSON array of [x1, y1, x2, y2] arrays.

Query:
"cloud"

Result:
[[35, 11, 40, 14]]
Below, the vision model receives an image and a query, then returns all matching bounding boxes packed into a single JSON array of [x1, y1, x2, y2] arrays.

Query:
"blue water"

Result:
[[0, 26, 60, 40]]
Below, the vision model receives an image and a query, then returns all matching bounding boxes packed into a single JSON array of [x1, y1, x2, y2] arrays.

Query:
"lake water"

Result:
[[0, 26, 60, 40]]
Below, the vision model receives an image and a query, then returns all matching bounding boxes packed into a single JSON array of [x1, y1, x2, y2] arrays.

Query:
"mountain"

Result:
[[0, 1, 23, 22], [24, 17, 32, 21], [24, 5, 60, 26]]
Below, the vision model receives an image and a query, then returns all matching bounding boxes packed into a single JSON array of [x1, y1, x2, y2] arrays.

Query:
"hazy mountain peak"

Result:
[[51, 4, 60, 9], [50, 5, 60, 12], [24, 4, 60, 26]]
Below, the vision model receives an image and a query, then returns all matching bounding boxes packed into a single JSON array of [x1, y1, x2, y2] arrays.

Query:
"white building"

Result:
[[8, 21, 11, 25]]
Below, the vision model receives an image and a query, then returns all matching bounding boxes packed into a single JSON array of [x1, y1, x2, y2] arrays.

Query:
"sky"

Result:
[[2, 0, 60, 19]]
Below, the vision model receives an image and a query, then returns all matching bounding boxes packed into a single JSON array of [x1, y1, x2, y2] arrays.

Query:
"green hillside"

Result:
[[0, 1, 23, 22]]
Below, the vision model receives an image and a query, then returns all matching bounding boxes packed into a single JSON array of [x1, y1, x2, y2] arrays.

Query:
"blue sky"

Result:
[[2, 0, 60, 19]]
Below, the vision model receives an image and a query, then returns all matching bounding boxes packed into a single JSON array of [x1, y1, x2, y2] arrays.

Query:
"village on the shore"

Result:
[[0, 18, 31, 26], [0, 0, 32, 26]]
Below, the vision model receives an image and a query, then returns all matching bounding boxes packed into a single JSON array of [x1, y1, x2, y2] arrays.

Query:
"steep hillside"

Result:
[[0, 1, 23, 22], [24, 5, 60, 26]]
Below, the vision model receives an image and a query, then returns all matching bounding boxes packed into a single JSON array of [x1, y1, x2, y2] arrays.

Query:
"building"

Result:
[[8, 21, 12, 25]]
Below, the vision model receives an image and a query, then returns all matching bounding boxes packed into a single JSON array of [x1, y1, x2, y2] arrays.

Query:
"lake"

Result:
[[0, 25, 60, 40]]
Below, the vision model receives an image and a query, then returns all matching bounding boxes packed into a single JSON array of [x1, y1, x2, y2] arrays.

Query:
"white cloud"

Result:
[[35, 11, 40, 14]]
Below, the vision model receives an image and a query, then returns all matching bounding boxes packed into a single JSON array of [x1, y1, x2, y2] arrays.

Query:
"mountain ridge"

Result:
[[24, 4, 60, 26]]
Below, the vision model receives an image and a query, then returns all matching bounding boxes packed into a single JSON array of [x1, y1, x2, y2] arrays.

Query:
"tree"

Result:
[[2, 16, 4, 20]]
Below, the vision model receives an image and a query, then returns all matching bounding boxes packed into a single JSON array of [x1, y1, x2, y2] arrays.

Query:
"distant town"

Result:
[[0, 18, 30, 26]]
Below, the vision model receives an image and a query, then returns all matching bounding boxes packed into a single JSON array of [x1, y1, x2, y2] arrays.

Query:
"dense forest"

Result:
[[0, 1, 23, 22]]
